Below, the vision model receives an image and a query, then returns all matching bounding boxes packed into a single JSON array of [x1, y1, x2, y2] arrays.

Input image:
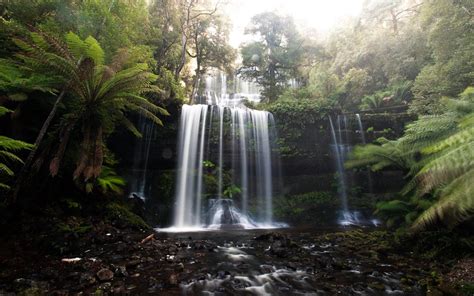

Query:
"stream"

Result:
[[157, 227, 429, 295]]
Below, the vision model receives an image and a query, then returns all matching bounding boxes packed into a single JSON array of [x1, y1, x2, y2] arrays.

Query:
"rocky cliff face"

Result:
[[114, 106, 414, 226]]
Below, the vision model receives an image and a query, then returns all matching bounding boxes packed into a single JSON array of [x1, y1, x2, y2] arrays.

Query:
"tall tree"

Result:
[[187, 14, 236, 102], [239, 12, 304, 102], [410, 0, 474, 114]]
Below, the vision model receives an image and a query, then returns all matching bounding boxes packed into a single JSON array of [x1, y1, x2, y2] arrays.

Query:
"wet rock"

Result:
[[80, 273, 96, 285], [96, 268, 114, 281], [287, 262, 298, 270], [368, 281, 385, 291], [114, 265, 128, 277], [98, 282, 112, 291], [260, 265, 274, 273], [112, 281, 126, 294], [169, 273, 179, 286], [148, 276, 160, 288], [126, 259, 141, 267]]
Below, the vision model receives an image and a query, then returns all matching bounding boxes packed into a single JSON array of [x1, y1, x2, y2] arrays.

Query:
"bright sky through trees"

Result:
[[223, 0, 365, 47]]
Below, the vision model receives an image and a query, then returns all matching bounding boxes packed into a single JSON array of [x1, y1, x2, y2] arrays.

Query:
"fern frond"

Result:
[[417, 142, 474, 194], [0, 150, 24, 164], [0, 163, 14, 176], [0, 136, 34, 151], [65, 32, 87, 61], [0, 182, 10, 191], [84, 36, 104, 65], [0, 106, 12, 117], [120, 117, 142, 138], [96, 166, 126, 194], [423, 126, 474, 154], [412, 169, 474, 231]]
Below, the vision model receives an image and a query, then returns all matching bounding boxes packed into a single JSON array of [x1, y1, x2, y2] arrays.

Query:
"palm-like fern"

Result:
[[3, 31, 168, 192], [347, 87, 474, 230]]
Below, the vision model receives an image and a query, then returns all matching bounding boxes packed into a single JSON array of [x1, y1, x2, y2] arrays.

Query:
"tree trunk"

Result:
[[175, 31, 188, 80], [190, 61, 201, 104], [10, 89, 67, 203]]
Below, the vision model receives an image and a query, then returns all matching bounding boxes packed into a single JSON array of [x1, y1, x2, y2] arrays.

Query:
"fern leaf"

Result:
[[412, 169, 474, 231], [84, 36, 105, 65], [0, 106, 12, 117]]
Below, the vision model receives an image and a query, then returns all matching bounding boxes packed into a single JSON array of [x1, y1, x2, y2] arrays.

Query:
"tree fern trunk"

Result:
[[10, 89, 66, 203]]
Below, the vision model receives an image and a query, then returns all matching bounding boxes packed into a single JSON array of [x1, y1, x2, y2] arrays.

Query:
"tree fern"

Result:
[[347, 86, 474, 230], [2, 30, 168, 193]]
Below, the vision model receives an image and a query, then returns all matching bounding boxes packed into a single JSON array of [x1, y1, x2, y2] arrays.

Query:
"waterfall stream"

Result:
[[129, 116, 155, 201], [356, 114, 374, 193], [164, 73, 284, 232], [329, 114, 379, 226]]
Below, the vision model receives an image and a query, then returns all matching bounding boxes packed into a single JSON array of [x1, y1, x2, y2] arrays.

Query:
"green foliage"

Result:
[[0, 107, 33, 192], [203, 160, 215, 168], [274, 191, 335, 222], [4, 31, 169, 183], [410, 0, 474, 115], [258, 98, 333, 157], [239, 12, 304, 101], [360, 81, 412, 111], [348, 87, 474, 230], [81, 166, 126, 195], [223, 184, 241, 199]]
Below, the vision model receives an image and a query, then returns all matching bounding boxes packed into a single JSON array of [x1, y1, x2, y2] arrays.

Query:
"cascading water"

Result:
[[164, 73, 284, 232], [329, 114, 379, 226], [128, 116, 155, 200], [355, 114, 374, 193], [328, 116, 349, 214], [329, 114, 363, 225]]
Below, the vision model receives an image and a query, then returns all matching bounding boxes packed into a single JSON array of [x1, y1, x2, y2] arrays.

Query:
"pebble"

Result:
[[96, 268, 114, 281]]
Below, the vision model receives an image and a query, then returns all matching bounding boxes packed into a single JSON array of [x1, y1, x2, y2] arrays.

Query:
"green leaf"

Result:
[[8, 93, 28, 101]]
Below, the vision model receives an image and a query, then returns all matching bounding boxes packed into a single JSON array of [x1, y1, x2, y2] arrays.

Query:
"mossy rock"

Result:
[[105, 203, 150, 230]]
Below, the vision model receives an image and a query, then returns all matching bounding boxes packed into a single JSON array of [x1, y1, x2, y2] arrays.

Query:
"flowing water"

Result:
[[128, 115, 155, 201], [164, 74, 284, 232], [356, 114, 374, 193], [329, 115, 378, 226]]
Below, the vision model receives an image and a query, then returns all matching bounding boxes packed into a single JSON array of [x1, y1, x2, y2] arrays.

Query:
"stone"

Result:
[[114, 265, 128, 277], [169, 273, 179, 286], [96, 268, 114, 282], [80, 273, 96, 285]]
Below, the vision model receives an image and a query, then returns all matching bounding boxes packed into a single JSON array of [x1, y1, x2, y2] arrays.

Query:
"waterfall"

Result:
[[355, 114, 366, 144], [217, 106, 224, 198], [329, 114, 378, 225], [328, 116, 349, 213], [129, 116, 155, 200], [169, 104, 281, 230], [173, 105, 208, 227], [356, 114, 374, 193]]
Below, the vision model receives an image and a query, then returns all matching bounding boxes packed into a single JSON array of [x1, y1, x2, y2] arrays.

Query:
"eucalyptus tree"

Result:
[[239, 12, 304, 102], [187, 14, 236, 101]]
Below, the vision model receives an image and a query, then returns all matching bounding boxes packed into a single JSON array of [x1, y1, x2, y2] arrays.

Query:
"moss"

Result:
[[460, 283, 474, 296], [105, 202, 150, 230], [18, 288, 43, 296], [274, 191, 339, 224], [56, 221, 92, 236]]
